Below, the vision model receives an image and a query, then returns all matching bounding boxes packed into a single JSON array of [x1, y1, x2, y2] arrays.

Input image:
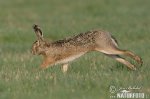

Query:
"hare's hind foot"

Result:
[[120, 50, 143, 65], [133, 55, 143, 65], [107, 55, 137, 70]]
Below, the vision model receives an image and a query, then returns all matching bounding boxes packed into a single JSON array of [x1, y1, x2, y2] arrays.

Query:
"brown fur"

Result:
[[31, 24, 143, 72]]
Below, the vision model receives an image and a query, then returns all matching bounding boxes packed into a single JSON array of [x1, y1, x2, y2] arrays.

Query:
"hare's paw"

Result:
[[134, 55, 143, 65]]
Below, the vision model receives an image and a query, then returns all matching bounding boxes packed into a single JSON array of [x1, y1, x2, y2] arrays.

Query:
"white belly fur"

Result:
[[54, 52, 86, 65]]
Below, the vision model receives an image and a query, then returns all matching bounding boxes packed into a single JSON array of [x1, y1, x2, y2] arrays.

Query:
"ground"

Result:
[[0, 0, 150, 99]]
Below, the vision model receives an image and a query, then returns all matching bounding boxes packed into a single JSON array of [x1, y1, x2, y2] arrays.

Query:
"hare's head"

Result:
[[31, 24, 46, 55]]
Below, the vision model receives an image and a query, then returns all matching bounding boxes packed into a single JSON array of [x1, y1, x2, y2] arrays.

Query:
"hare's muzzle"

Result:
[[31, 46, 37, 55], [31, 50, 35, 55]]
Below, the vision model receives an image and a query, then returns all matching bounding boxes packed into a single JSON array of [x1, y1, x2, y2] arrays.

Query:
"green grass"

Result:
[[0, 0, 150, 99]]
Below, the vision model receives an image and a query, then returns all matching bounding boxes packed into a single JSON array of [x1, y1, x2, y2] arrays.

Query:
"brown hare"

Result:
[[31, 24, 143, 72]]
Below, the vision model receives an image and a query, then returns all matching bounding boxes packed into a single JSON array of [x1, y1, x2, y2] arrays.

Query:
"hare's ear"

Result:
[[33, 24, 43, 41]]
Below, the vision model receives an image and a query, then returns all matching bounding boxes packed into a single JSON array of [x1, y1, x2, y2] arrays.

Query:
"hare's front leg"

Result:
[[61, 64, 69, 73], [41, 57, 55, 69]]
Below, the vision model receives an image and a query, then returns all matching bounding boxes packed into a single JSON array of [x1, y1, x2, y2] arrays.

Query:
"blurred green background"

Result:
[[0, 0, 150, 99]]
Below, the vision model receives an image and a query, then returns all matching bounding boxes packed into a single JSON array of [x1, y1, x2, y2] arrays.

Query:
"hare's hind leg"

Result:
[[120, 50, 143, 65], [97, 48, 143, 65], [106, 54, 136, 70]]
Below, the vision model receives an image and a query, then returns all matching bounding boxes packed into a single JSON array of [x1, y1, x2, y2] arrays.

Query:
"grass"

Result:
[[0, 0, 150, 99]]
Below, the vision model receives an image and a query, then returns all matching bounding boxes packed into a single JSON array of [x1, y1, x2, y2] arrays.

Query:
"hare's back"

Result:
[[51, 30, 116, 49], [52, 30, 100, 47]]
